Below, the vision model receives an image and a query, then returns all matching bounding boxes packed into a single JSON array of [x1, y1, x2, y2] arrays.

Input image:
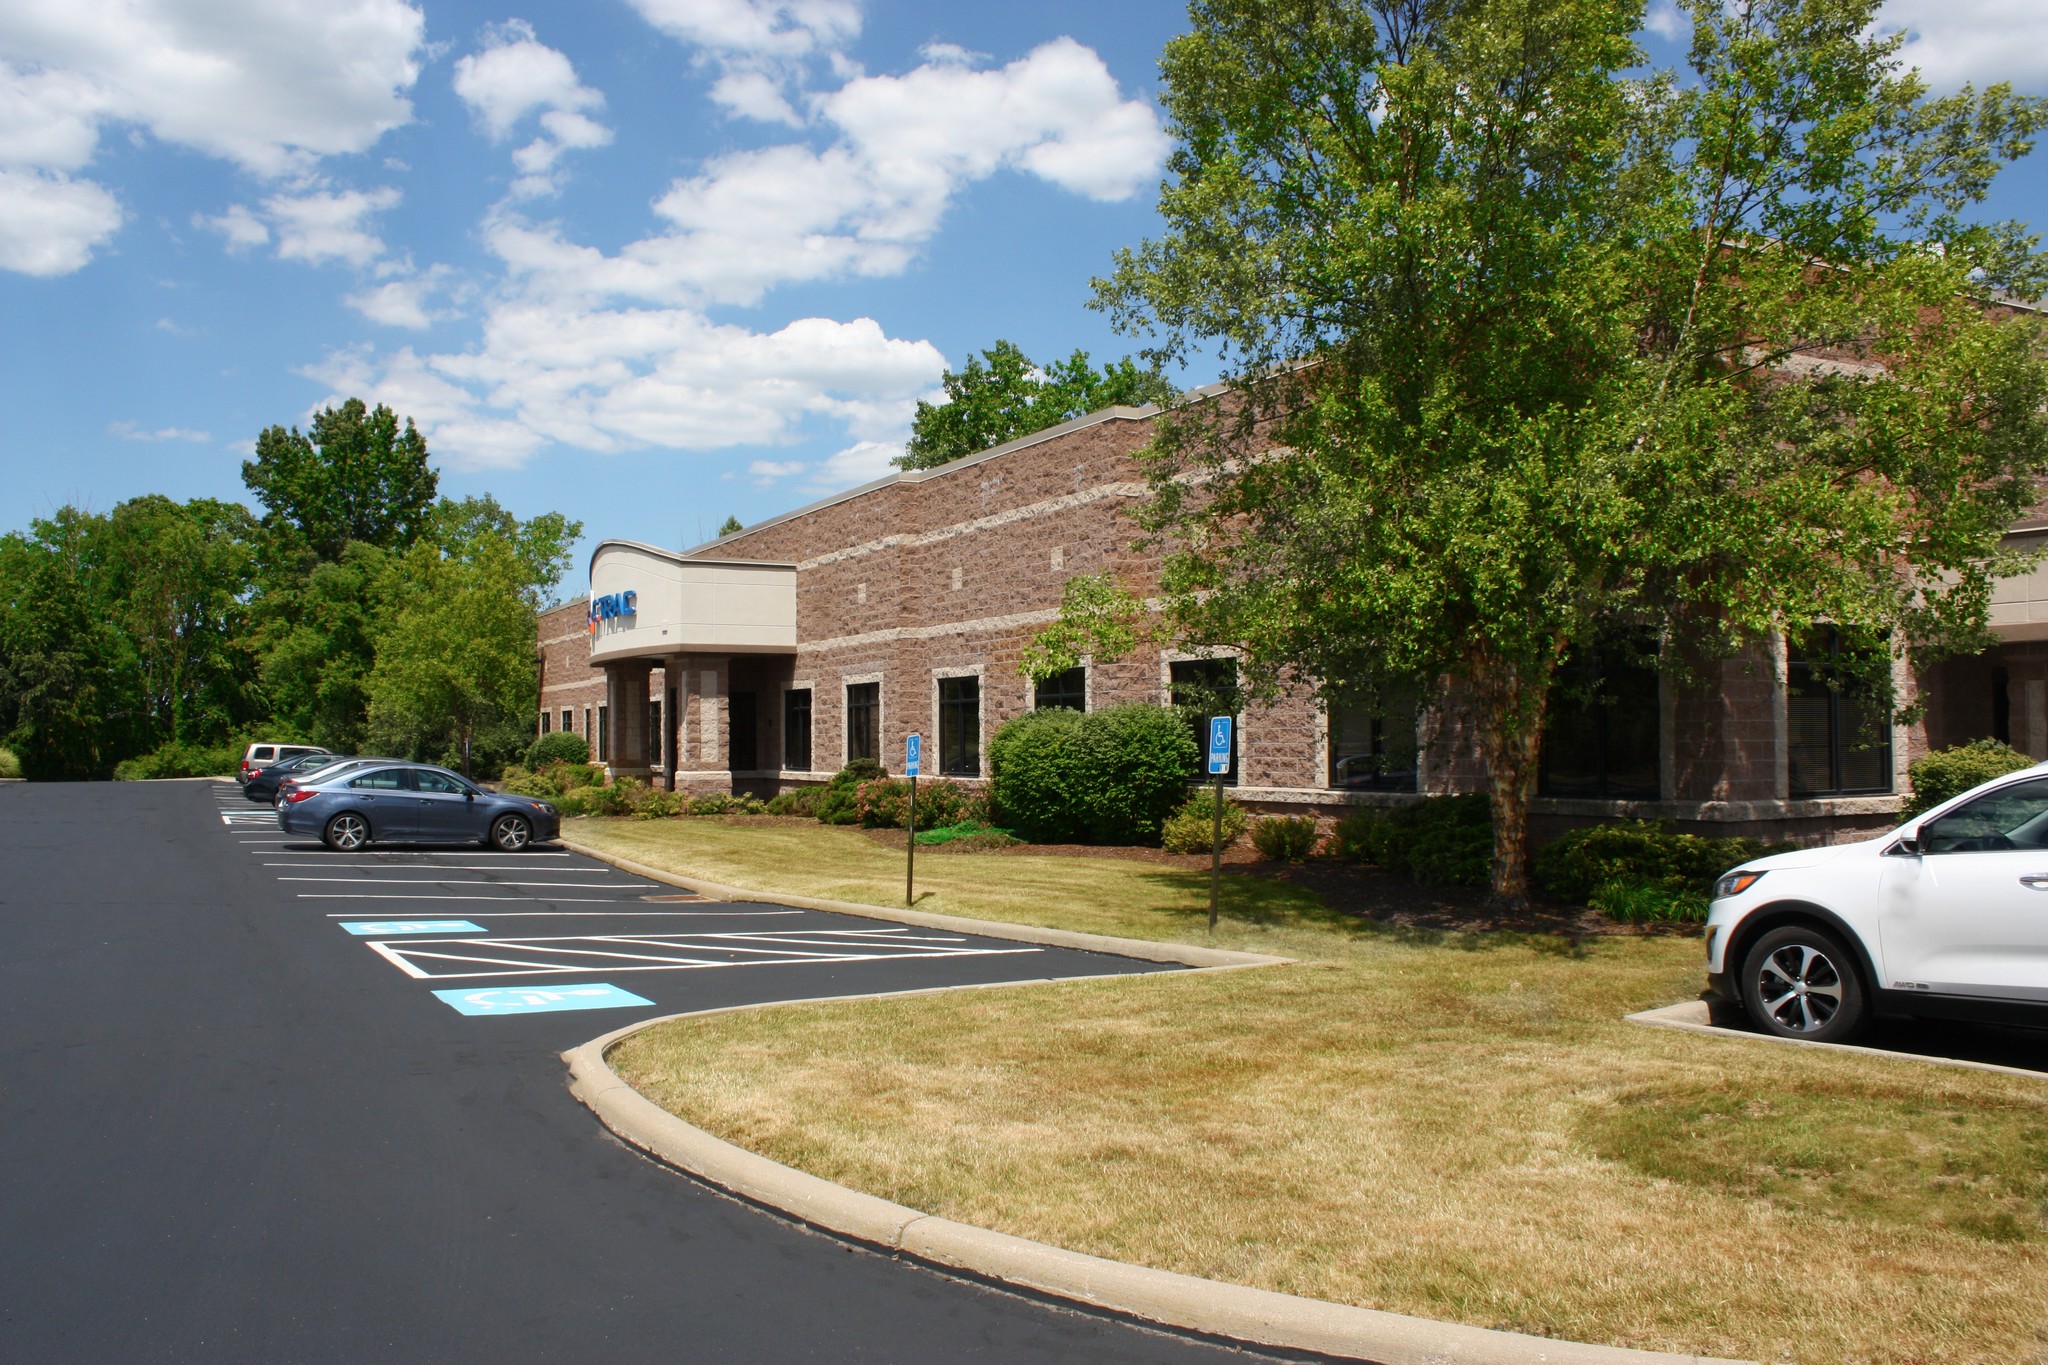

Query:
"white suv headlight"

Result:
[[1715, 870, 1766, 898]]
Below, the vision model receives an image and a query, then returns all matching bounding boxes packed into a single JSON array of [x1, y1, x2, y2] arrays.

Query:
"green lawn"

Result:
[[576, 815, 2048, 1364]]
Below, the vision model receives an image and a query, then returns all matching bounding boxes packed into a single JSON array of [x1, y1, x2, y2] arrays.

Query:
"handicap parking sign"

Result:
[[433, 983, 654, 1016], [1207, 716, 1232, 774], [906, 732, 921, 776]]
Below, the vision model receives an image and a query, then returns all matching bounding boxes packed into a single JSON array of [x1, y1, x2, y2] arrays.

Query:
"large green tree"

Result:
[[896, 341, 1177, 470], [244, 398, 438, 560], [1078, 0, 2048, 904]]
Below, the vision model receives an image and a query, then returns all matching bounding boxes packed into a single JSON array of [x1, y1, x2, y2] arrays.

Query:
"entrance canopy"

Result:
[[586, 540, 797, 663]]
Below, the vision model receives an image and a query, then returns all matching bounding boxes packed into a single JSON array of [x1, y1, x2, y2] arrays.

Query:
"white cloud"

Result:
[[748, 458, 807, 484], [709, 69, 802, 125], [0, 0, 423, 275], [198, 203, 270, 253], [1879, 0, 2048, 88], [1644, 2, 1686, 42], [453, 22, 611, 198], [809, 439, 899, 489], [344, 263, 457, 329], [109, 420, 211, 442], [263, 185, 400, 267], [625, 0, 860, 59], [0, 167, 122, 275]]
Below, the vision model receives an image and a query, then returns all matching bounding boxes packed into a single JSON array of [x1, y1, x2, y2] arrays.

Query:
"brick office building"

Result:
[[536, 398, 2048, 846]]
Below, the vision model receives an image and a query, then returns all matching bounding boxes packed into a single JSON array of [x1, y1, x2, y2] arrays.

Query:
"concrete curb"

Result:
[[558, 835, 1289, 970], [566, 998, 1752, 1365], [1627, 1000, 2048, 1081]]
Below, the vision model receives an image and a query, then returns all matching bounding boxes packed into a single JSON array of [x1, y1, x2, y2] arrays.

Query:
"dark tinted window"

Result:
[[846, 682, 880, 764], [939, 676, 981, 776], [349, 769, 411, 791], [1328, 688, 1418, 791], [413, 770, 468, 795], [1921, 778, 2048, 853], [1788, 627, 1891, 796], [1540, 642, 1660, 799], [1034, 667, 1085, 712], [784, 689, 813, 770]]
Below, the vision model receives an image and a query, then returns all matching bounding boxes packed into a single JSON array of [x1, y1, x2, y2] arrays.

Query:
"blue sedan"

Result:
[[278, 762, 561, 851]]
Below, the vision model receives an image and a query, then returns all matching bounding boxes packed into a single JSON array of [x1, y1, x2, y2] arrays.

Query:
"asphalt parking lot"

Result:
[[1, 779, 1267, 1364]]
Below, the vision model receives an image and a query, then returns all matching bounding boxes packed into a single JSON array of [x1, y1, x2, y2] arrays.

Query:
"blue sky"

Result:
[[3, 0, 2044, 571]]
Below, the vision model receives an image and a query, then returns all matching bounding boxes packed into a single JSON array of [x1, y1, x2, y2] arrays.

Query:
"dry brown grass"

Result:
[[586, 817, 2048, 1363]]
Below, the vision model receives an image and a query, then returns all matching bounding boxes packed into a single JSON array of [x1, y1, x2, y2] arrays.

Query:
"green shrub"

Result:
[[499, 763, 559, 797], [553, 786, 595, 816], [815, 759, 885, 825], [112, 741, 241, 781], [1251, 814, 1321, 861], [1534, 820, 1785, 905], [551, 762, 605, 790], [765, 788, 822, 816], [527, 730, 591, 768], [581, 778, 639, 817], [1588, 877, 1713, 924], [0, 746, 19, 779], [1905, 739, 2034, 818], [988, 703, 1198, 845], [1160, 788, 1250, 854], [634, 788, 685, 819], [690, 791, 766, 816], [1336, 795, 1493, 885], [913, 821, 1022, 848], [854, 777, 982, 830]]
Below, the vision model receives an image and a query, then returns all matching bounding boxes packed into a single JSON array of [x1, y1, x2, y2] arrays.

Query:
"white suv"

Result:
[[237, 742, 329, 786], [1707, 764, 2048, 1042]]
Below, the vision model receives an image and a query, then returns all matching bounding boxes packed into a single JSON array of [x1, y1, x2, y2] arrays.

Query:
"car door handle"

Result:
[[2019, 874, 2048, 889]]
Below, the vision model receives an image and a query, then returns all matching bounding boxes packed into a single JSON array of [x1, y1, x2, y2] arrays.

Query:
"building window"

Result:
[[784, 689, 813, 771], [1540, 643, 1660, 799], [562, 708, 573, 736], [1034, 667, 1086, 712], [1327, 688, 1418, 791], [649, 699, 662, 767], [1170, 658, 1239, 785], [846, 682, 880, 765], [939, 676, 981, 776], [597, 705, 609, 763], [1788, 627, 1892, 796], [540, 711, 551, 734], [582, 706, 591, 739]]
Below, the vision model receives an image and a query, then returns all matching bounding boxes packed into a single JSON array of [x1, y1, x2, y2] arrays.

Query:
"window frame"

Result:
[[1787, 627, 1894, 798], [784, 688, 813, 771], [1169, 657, 1240, 786], [845, 681, 880, 766], [938, 675, 982, 777]]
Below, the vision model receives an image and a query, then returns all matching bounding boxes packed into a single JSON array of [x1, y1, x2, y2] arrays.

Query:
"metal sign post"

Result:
[[1206, 716, 1232, 933], [905, 733, 922, 907]]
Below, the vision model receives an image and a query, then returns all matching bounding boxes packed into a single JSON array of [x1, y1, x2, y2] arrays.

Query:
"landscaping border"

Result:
[[565, 998, 1751, 1365]]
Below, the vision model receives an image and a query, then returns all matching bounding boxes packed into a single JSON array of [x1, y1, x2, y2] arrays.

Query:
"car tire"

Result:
[[489, 813, 532, 852], [323, 812, 370, 852], [1740, 923, 1867, 1042]]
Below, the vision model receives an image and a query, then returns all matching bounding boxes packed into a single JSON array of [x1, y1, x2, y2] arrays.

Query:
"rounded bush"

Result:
[[1905, 738, 2034, 818], [1332, 796, 1492, 885], [1160, 788, 1249, 853], [1251, 814, 1320, 861], [987, 707, 1089, 842], [526, 730, 590, 768], [814, 759, 885, 825]]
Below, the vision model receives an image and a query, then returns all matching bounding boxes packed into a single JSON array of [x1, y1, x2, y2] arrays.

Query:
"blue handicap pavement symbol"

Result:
[[342, 920, 486, 936], [433, 983, 654, 1017]]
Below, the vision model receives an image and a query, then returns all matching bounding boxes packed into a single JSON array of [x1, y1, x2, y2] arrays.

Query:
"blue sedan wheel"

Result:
[[488, 813, 532, 851], [324, 812, 370, 852]]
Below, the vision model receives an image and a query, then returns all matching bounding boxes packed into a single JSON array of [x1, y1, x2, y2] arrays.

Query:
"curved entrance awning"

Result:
[[586, 539, 796, 663]]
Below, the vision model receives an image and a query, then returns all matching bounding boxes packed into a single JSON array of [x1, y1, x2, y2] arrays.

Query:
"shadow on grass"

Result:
[[1132, 868, 1593, 959]]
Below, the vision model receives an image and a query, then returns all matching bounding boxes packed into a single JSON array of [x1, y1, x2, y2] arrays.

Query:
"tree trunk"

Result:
[[1473, 656, 1553, 911]]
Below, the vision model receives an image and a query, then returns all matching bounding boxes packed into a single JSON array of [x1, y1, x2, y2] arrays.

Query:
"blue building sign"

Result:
[[587, 590, 638, 634]]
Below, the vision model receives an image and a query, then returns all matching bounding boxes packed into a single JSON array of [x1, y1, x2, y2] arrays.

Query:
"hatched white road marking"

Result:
[[364, 926, 1039, 980]]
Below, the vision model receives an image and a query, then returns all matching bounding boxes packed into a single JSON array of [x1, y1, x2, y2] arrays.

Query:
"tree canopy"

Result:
[[243, 398, 439, 559], [895, 340, 1177, 470], [1072, 0, 2048, 904]]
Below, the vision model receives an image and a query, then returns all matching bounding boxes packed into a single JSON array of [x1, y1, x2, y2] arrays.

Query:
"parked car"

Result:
[[277, 762, 560, 851], [238, 742, 330, 787], [1707, 762, 2048, 1042], [245, 752, 353, 803]]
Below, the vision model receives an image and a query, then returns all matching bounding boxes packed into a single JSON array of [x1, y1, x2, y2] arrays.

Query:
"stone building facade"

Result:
[[536, 402, 2048, 846]]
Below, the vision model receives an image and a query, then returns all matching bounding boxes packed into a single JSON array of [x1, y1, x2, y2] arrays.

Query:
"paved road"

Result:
[[1, 781, 1283, 1363]]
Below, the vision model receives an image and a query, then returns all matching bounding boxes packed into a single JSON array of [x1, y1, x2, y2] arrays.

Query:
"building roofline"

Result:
[[681, 377, 1234, 559], [586, 538, 798, 578]]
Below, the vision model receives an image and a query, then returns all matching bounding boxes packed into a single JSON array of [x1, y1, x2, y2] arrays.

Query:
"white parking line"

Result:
[[297, 893, 644, 903], [277, 877, 650, 888], [263, 862, 589, 871], [365, 927, 1039, 979], [326, 910, 805, 919], [258, 853, 574, 861]]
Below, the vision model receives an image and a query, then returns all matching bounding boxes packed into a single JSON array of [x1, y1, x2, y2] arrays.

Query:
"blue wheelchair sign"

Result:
[[906, 732, 922, 776], [1207, 716, 1233, 774]]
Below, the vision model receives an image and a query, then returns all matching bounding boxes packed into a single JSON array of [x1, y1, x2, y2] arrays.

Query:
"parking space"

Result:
[[206, 779, 1174, 1022]]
